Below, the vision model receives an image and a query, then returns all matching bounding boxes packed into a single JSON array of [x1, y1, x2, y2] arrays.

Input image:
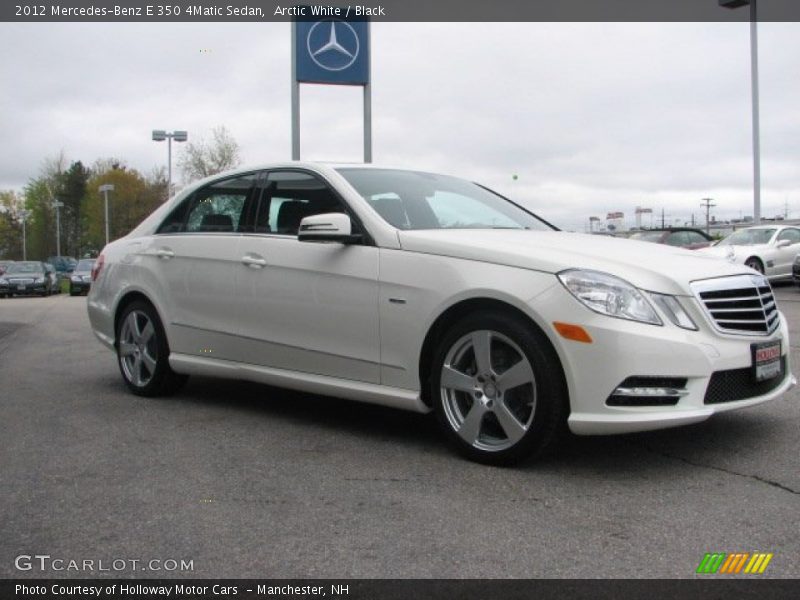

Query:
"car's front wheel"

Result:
[[431, 311, 568, 465], [116, 301, 187, 397]]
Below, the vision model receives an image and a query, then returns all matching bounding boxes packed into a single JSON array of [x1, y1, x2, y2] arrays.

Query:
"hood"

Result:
[[398, 230, 752, 296]]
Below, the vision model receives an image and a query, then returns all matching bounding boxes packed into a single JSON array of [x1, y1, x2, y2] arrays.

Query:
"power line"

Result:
[[701, 198, 716, 235]]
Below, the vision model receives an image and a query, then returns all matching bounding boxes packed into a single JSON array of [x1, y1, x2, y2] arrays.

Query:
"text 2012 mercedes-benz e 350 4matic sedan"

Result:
[[87, 164, 795, 464]]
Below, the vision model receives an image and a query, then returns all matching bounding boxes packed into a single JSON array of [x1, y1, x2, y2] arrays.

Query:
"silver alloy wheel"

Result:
[[440, 330, 537, 452], [119, 310, 158, 387]]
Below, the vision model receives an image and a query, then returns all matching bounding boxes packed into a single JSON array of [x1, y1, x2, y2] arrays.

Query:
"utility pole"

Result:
[[19, 209, 31, 260], [701, 198, 716, 235], [52, 199, 64, 257]]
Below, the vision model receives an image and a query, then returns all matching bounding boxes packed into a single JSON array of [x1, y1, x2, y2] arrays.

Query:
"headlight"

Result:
[[71, 275, 81, 282], [558, 270, 662, 325], [34, 277, 45, 283], [649, 293, 697, 330]]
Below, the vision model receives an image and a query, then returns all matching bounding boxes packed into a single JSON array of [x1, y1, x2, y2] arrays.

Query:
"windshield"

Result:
[[629, 231, 665, 243], [7, 262, 43, 274], [75, 259, 95, 271], [337, 168, 555, 231], [718, 228, 776, 246]]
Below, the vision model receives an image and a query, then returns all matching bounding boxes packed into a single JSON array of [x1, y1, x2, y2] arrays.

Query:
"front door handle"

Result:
[[156, 248, 174, 260], [241, 255, 267, 269]]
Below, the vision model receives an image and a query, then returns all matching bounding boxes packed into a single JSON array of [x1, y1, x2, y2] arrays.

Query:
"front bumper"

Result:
[[3, 283, 47, 295], [531, 284, 795, 435], [70, 280, 91, 293]]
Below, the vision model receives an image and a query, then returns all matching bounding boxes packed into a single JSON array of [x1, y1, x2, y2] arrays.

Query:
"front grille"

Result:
[[704, 357, 786, 404], [8, 278, 34, 285], [692, 275, 779, 335]]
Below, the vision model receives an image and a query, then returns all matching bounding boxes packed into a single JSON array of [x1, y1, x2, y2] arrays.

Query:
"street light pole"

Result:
[[719, 0, 761, 224], [99, 184, 115, 246], [19, 209, 31, 260], [152, 130, 188, 200], [52, 199, 64, 257]]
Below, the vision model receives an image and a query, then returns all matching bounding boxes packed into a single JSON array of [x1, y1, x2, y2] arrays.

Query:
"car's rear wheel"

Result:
[[431, 311, 568, 465], [745, 257, 765, 274], [116, 301, 187, 397]]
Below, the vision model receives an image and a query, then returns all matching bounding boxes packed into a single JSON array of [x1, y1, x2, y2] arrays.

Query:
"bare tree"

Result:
[[178, 125, 242, 183]]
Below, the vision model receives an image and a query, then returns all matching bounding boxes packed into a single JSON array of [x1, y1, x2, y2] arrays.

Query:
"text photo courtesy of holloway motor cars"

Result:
[[1, 1, 799, 598]]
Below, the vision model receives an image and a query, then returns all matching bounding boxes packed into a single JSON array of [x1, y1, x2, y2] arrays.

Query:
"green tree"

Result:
[[84, 162, 168, 252], [0, 190, 24, 259]]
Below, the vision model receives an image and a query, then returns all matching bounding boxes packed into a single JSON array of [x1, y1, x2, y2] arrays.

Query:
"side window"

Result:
[[255, 171, 355, 236], [157, 173, 256, 234], [777, 228, 800, 244], [665, 232, 687, 246], [683, 231, 709, 245]]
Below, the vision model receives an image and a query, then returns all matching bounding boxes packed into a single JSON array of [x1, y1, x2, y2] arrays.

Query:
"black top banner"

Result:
[[3, 0, 800, 22]]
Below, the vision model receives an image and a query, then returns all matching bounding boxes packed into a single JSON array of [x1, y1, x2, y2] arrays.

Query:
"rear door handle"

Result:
[[156, 248, 174, 260], [241, 255, 267, 269]]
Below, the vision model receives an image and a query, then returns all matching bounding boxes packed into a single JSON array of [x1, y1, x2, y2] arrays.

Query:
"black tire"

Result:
[[116, 300, 188, 397], [69, 286, 78, 297], [430, 310, 568, 466], [745, 257, 765, 274]]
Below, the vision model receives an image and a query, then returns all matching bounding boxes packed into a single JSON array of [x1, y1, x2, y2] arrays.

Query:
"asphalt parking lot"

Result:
[[1, 288, 798, 579]]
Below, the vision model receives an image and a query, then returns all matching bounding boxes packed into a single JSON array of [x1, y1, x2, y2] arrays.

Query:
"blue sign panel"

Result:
[[295, 18, 369, 85]]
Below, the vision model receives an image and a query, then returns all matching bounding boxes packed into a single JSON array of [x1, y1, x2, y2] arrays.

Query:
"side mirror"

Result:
[[298, 213, 362, 244], [776, 239, 791, 248]]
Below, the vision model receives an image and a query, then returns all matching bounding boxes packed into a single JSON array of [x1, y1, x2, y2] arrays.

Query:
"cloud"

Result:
[[0, 21, 798, 229]]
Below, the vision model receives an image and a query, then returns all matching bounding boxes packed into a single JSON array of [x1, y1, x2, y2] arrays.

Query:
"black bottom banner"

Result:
[[2, 579, 799, 600]]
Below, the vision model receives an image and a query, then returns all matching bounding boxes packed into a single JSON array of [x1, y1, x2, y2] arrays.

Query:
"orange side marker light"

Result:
[[553, 322, 593, 343]]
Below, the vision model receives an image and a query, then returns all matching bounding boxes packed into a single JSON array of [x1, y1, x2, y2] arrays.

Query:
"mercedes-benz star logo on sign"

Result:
[[307, 20, 360, 72]]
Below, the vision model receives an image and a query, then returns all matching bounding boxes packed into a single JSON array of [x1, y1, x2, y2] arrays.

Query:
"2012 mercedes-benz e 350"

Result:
[[87, 163, 795, 464]]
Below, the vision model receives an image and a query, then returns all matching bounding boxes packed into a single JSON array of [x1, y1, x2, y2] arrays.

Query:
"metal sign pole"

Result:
[[363, 22, 372, 163], [291, 20, 300, 161], [364, 83, 372, 163], [750, 0, 761, 225]]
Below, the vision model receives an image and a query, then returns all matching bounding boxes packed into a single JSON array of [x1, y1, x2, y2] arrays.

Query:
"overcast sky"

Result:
[[1, 21, 798, 230]]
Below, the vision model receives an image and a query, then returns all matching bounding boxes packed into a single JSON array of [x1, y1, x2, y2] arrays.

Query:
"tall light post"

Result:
[[152, 129, 188, 200], [98, 183, 115, 246], [52, 199, 64, 257], [720, 0, 761, 224], [19, 209, 31, 260]]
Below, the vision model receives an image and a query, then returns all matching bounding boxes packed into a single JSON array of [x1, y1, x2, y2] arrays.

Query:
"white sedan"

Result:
[[87, 164, 794, 464], [698, 225, 800, 281]]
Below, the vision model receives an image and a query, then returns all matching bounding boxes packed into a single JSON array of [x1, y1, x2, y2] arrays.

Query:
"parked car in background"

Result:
[[627, 228, 713, 250], [87, 163, 794, 464], [0, 260, 14, 275], [69, 259, 96, 296], [698, 225, 800, 281], [46, 256, 77, 277], [0, 261, 54, 297]]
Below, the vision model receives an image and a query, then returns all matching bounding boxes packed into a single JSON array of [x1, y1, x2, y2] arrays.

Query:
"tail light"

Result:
[[91, 254, 105, 282]]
